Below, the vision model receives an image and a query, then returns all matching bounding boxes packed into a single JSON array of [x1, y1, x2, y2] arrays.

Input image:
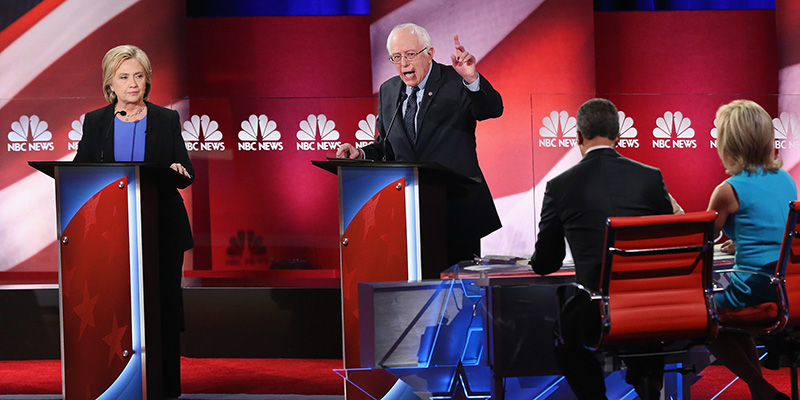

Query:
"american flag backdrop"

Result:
[[368, 0, 800, 259], [1, 0, 800, 286], [0, 0, 186, 283]]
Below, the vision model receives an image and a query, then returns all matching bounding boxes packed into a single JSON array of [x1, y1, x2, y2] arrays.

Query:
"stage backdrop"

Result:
[[0, 0, 187, 284], [2, 0, 799, 287]]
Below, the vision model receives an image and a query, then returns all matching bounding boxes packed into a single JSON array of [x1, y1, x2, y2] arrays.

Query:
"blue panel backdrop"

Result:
[[595, 0, 774, 10], [187, 0, 369, 16]]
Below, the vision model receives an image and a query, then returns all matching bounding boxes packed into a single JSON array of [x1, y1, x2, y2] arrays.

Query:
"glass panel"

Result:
[[528, 93, 800, 262]]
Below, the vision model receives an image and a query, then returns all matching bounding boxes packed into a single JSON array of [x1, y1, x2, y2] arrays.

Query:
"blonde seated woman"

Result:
[[707, 99, 795, 400]]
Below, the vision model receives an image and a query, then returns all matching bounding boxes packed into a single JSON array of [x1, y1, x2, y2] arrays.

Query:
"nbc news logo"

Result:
[[652, 111, 697, 149], [355, 114, 377, 148], [296, 114, 341, 151], [538, 111, 577, 148], [7, 115, 54, 152], [226, 229, 268, 267], [238, 114, 283, 151], [182, 115, 226, 152], [67, 115, 84, 151], [773, 112, 800, 149], [617, 111, 639, 148]]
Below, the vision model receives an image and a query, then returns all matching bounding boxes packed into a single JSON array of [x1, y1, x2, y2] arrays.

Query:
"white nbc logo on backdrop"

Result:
[[652, 111, 697, 149], [617, 111, 639, 148], [538, 110, 577, 148], [182, 115, 225, 151], [709, 117, 720, 149], [238, 114, 283, 151], [68, 115, 84, 141], [355, 114, 377, 148], [774, 112, 800, 149], [296, 114, 341, 151], [67, 114, 84, 151], [7, 115, 54, 152]]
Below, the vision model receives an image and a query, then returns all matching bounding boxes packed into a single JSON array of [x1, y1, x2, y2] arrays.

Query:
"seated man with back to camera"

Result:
[[530, 98, 676, 400]]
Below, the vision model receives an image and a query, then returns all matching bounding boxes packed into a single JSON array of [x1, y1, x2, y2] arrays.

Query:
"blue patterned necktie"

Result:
[[403, 86, 420, 143]]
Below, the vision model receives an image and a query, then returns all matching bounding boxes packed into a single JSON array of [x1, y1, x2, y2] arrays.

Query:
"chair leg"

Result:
[[792, 359, 798, 400]]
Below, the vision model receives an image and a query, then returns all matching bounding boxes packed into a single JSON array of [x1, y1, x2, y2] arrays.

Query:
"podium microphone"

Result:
[[382, 91, 408, 162], [100, 110, 127, 162]]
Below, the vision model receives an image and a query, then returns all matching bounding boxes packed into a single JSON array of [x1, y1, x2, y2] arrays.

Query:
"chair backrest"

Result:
[[597, 210, 718, 348], [777, 201, 800, 330]]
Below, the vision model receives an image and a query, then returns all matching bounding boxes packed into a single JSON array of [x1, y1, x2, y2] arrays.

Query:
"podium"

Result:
[[30, 161, 171, 400], [313, 159, 471, 399]]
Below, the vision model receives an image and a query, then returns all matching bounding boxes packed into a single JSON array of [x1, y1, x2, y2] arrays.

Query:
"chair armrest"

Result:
[[715, 268, 779, 284], [556, 283, 600, 301]]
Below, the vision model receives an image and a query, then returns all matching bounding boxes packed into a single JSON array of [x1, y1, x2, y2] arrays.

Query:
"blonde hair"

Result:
[[715, 99, 781, 175], [101, 45, 152, 104]]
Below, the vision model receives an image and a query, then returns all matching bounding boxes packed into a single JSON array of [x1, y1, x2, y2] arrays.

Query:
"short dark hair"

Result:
[[576, 98, 619, 140]]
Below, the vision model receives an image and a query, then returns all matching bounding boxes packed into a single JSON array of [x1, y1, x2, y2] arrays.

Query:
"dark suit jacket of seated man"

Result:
[[530, 98, 673, 400]]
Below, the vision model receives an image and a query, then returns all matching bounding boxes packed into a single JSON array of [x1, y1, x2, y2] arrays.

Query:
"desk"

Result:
[[354, 251, 734, 399]]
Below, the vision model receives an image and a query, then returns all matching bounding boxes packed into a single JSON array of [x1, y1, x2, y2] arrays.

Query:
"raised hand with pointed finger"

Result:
[[450, 34, 478, 84]]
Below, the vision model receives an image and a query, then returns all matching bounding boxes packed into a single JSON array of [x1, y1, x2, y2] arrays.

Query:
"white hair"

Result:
[[386, 23, 433, 54]]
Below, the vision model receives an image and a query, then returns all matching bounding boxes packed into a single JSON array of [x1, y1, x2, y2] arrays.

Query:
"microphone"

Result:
[[381, 91, 408, 162], [100, 110, 126, 162]]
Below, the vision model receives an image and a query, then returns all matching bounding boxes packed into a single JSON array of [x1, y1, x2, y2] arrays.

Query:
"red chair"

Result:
[[716, 201, 800, 399], [553, 211, 719, 396], [593, 210, 720, 350]]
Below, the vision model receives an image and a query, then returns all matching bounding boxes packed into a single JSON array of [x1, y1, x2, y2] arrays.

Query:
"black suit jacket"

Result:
[[74, 102, 194, 251], [531, 148, 673, 290], [362, 61, 504, 239]]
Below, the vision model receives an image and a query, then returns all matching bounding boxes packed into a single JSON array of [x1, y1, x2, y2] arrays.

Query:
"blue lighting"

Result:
[[532, 376, 565, 400], [187, 0, 369, 16], [594, 0, 774, 11], [430, 362, 491, 400]]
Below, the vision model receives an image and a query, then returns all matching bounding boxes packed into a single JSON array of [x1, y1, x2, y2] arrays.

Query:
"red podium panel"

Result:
[[30, 161, 169, 400], [314, 160, 464, 399], [61, 177, 134, 398]]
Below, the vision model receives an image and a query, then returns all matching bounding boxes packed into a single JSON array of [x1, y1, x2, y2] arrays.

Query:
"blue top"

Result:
[[114, 115, 147, 162], [716, 168, 796, 308]]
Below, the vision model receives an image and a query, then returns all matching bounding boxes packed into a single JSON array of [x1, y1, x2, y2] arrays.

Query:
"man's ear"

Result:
[[612, 136, 620, 147], [577, 131, 584, 145]]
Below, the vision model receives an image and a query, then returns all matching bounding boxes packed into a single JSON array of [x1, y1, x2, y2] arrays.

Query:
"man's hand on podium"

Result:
[[336, 143, 363, 159]]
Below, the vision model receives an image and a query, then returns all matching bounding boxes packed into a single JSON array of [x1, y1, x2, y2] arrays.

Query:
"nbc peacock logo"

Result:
[[7, 115, 54, 152], [617, 111, 639, 148], [296, 114, 341, 151], [709, 118, 720, 149], [652, 111, 697, 149], [538, 110, 577, 148], [355, 114, 377, 148], [773, 112, 800, 150], [237, 114, 283, 151], [182, 115, 225, 151], [226, 229, 268, 267], [67, 114, 84, 151]]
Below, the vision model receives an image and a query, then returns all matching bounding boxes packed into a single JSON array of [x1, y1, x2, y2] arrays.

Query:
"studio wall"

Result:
[[1, 0, 798, 288]]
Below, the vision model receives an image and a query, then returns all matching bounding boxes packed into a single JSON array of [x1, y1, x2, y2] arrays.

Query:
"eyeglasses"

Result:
[[388, 47, 428, 64]]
